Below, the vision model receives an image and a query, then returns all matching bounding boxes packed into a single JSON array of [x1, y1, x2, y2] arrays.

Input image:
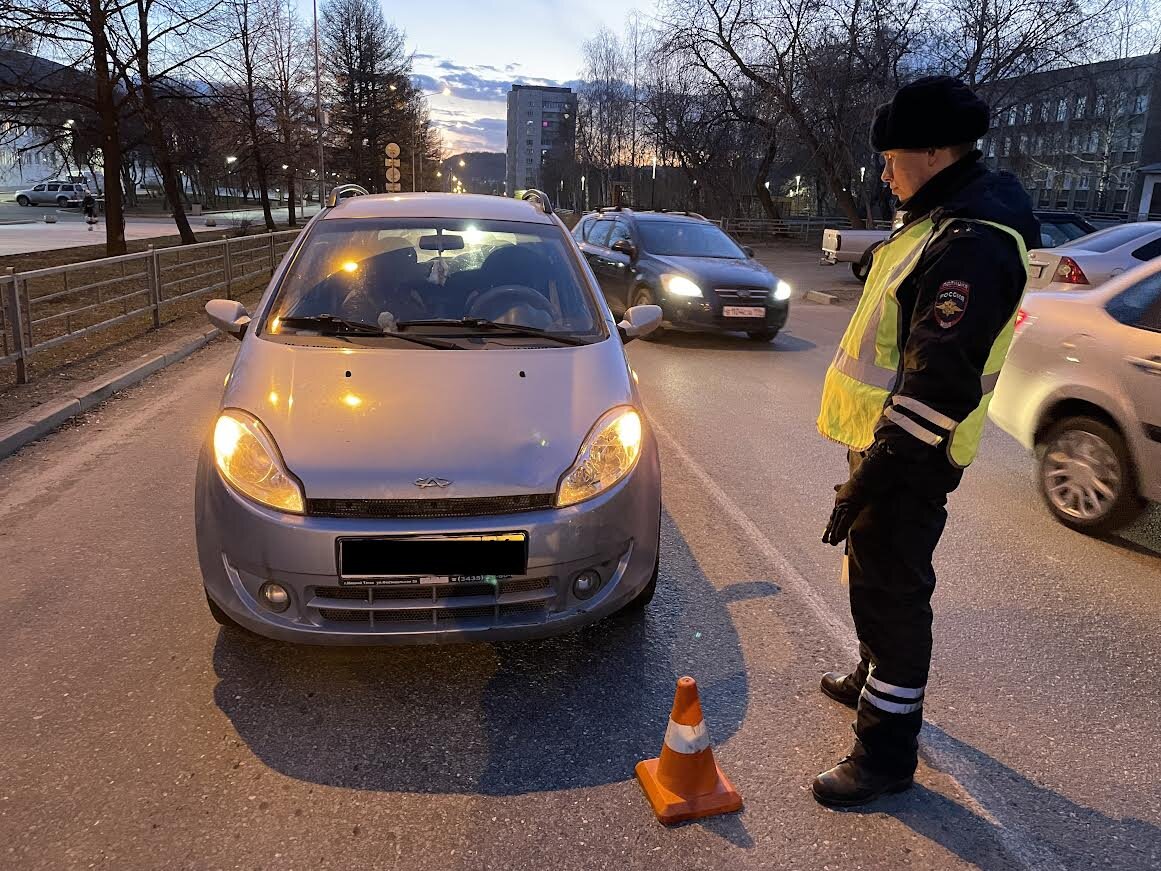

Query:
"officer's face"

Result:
[[880, 149, 939, 202]]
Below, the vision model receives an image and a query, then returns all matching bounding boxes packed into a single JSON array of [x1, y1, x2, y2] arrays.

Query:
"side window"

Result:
[[1130, 237, 1161, 262], [607, 219, 633, 248], [1106, 271, 1161, 331], [588, 219, 614, 248], [33, 184, 46, 191], [571, 216, 591, 242], [47, 184, 60, 191]]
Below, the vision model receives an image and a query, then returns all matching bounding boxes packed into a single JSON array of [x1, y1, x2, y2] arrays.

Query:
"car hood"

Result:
[[649, 254, 777, 289], [221, 336, 635, 500]]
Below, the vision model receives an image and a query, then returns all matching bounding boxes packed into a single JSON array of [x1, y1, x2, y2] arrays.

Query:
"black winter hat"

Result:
[[870, 76, 990, 151]]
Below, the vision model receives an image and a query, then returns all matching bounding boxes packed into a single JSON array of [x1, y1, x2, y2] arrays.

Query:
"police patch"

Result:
[[934, 280, 970, 329]]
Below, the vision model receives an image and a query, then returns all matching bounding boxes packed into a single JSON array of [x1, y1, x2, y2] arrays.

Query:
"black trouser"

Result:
[[845, 450, 951, 774]]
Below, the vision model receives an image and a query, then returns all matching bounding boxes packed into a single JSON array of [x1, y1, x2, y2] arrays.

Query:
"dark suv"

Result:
[[572, 208, 791, 342]]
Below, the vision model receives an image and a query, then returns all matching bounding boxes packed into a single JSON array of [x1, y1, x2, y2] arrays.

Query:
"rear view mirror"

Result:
[[618, 304, 662, 343], [420, 234, 465, 251], [205, 298, 251, 340]]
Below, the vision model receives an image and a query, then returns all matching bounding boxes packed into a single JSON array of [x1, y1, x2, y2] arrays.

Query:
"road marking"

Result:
[[652, 418, 1064, 871]]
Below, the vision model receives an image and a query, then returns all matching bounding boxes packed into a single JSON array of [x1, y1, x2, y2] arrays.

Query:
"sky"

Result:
[[341, 0, 655, 155]]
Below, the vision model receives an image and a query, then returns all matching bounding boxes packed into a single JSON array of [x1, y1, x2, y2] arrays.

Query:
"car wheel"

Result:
[[619, 550, 659, 616], [1037, 416, 1145, 535], [56, 196, 70, 207], [747, 329, 779, 342], [205, 590, 251, 633], [632, 287, 665, 341], [16, 195, 30, 207], [852, 258, 871, 283]]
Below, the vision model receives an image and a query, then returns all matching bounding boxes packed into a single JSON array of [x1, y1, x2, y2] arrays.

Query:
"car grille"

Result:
[[309, 576, 554, 629], [715, 287, 770, 301], [306, 494, 556, 519]]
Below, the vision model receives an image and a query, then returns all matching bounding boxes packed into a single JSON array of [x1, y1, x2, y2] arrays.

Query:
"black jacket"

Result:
[[854, 152, 1039, 494]]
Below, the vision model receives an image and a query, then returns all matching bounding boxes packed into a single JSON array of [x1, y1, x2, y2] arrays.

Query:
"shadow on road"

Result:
[[838, 726, 1160, 870], [650, 331, 816, 353], [211, 510, 749, 797]]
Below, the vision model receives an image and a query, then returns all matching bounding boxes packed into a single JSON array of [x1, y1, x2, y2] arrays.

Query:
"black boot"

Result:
[[812, 752, 914, 807], [820, 671, 862, 709]]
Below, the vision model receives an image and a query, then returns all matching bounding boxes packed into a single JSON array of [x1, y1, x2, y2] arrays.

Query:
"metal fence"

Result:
[[722, 216, 894, 241], [0, 230, 300, 384]]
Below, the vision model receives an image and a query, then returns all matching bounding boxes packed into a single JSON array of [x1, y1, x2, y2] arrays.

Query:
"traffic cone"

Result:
[[635, 676, 742, 824]]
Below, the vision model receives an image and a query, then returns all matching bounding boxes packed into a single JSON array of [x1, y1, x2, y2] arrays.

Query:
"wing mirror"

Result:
[[742, 245, 755, 258], [618, 304, 662, 343], [205, 298, 251, 340], [611, 239, 637, 260]]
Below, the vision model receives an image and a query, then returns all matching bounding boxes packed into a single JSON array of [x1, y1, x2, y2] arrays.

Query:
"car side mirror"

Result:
[[742, 245, 755, 258], [611, 239, 637, 260], [205, 298, 251, 340], [618, 304, 662, 343]]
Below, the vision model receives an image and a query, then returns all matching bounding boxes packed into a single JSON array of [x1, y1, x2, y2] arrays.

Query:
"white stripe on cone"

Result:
[[664, 718, 710, 755]]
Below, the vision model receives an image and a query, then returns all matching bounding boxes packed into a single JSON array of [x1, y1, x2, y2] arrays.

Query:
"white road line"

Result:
[[651, 417, 1064, 871]]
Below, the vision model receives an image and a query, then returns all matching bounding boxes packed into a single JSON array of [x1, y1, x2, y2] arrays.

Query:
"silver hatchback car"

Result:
[[989, 256, 1161, 534], [195, 190, 664, 644]]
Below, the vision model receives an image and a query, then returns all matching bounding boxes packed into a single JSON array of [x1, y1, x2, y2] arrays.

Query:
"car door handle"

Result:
[[1126, 355, 1161, 375]]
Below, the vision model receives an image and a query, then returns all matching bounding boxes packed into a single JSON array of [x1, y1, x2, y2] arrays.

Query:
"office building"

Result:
[[505, 85, 577, 198]]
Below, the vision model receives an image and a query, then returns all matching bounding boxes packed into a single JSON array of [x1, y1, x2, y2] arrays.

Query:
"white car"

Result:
[[14, 180, 88, 208], [989, 255, 1161, 534], [1026, 221, 1161, 294]]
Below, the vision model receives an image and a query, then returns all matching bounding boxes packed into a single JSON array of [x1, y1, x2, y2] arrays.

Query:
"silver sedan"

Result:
[[195, 190, 664, 644]]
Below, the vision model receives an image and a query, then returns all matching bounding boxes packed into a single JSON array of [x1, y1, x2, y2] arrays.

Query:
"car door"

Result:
[[1105, 269, 1161, 497], [30, 183, 47, 204], [581, 218, 615, 300], [600, 219, 636, 316]]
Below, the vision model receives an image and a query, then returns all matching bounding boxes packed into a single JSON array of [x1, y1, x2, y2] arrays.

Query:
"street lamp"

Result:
[[225, 156, 238, 201], [458, 159, 465, 168]]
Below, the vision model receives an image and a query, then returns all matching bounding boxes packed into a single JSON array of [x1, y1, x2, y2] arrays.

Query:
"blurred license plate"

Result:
[[723, 306, 766, 318], [338, 533, 527, 584]]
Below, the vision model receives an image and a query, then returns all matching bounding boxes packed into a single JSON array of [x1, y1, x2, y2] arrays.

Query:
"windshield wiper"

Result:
[[275, 314, 460, 349], [397, 318, 591, 346]]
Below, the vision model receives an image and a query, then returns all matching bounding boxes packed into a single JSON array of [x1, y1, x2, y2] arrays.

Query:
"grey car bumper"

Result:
[[194, 441, 661, 645]]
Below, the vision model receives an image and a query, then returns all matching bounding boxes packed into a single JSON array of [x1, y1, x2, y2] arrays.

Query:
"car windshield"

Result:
[[265, 217, 603, 345], [1059, 223, 1157, 253], [637, 220, 745, 258]]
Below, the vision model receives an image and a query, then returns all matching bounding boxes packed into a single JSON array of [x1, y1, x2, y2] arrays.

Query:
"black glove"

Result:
[[821, 443, 900, 546]]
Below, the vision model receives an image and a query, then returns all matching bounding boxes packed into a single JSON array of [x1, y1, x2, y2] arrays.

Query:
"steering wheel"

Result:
[[467, 284, 555, 322]]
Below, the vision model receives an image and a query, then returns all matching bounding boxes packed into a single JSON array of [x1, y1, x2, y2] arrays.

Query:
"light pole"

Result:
[[225, 155, 237, 202], [651, 154, 657, 210], [581, 174, 586, 210], [312, 0, 325, 203]]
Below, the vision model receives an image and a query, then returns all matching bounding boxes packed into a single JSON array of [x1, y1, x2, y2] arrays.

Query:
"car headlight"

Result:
[[213, 409, 304, 513], [557, 407, 643, 507], [661, 274, 702, 297], [774, 280, 792, 301]]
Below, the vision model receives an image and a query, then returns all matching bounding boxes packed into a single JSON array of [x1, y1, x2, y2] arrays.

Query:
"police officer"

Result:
[[812, 77, 1040, 806]]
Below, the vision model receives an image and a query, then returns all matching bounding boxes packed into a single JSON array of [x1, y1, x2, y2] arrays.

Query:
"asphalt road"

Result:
[[0, 278, 1158, 869]]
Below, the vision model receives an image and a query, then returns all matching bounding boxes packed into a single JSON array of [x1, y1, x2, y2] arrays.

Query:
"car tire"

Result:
[[1036, 416, 1145, 535], [16, 195, 30, 207], [205, 590, 251, 633], [852, 257, 871, 283], [632, 287, 665, 342], [56, 196, 70, 207], [619, 550, 659, 615], [747, 329, 779, 342]]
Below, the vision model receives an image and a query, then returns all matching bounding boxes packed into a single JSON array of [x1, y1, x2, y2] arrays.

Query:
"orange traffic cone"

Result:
[[635, 676, 743, 824]]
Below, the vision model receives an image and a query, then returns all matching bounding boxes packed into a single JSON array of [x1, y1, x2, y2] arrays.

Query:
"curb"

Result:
[[804, 290, 837, 305], [0, 326, 224, 459]]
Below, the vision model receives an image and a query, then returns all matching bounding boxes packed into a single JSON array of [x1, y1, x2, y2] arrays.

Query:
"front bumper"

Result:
[[194, 440, 661, 645], [659, 295, 789, 334]]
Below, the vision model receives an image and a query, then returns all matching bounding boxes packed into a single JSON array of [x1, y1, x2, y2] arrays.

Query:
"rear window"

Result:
[[637, 220, 745, 258], [1039, 221, 1090, 247], [266, 217, 602, 344], [1060, 224, 1158, 253]]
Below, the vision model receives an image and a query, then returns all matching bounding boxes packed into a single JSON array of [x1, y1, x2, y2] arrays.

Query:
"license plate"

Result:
[[723, 306, 766, 318], [338, 533, 527, 584], [1030, 265, 1045, 279], [340, 574, 512, 588]]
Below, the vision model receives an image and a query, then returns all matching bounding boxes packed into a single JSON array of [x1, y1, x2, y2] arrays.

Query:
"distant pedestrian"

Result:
[[82, 191, 97, 231], [813, 76, 1041, 806]]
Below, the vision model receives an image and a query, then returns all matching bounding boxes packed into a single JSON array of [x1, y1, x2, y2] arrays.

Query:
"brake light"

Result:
[[1054, 256, 1088, 285], [1013, 307, 1034, 337]]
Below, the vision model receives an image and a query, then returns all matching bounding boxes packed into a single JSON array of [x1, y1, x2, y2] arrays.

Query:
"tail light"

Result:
[[1053, 256, 1088, 285], [1013, 307, 1034, 338]]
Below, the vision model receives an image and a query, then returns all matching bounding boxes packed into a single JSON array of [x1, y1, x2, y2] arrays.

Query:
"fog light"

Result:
[[572, 571, 602, 600], [260, 582, 291, 612]]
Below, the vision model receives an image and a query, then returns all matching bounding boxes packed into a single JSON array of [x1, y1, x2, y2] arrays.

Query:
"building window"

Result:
[[1095, 93, 1107, 116], [1075, 95, 1086, 117], [1019, 134, 1028, 153], [1008, 106, 1018, 126], [1135, 93, 1150, 114], [1119, 168, 1132, 187], [987, 138, 996, 157], [1088, 129, 1100, 152], [1033, 135, 1043, 155], [1079, 173, 1091, 190], [1024, 103, 1034, 124], [1057, 99, 1068, 122], [1070, 133, 1080, 153]]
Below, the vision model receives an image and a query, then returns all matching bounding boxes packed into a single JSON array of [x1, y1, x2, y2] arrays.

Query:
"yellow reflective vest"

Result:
[[817, 217, 1028, 468]]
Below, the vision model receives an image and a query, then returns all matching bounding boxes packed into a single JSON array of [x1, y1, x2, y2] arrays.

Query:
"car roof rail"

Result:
[[326, 184, 370, 208], [522, 188, 555, 215]]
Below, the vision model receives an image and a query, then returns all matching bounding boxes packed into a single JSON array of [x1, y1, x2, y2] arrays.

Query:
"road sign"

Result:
[[386, 182, 402, 192], [385, 142, 400, 159], [383, 158, 400, 168], [386, 167, 401, 183]]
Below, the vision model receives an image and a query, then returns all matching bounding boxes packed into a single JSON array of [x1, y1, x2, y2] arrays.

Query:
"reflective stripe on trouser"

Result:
[[845, 450, 948, 774]]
